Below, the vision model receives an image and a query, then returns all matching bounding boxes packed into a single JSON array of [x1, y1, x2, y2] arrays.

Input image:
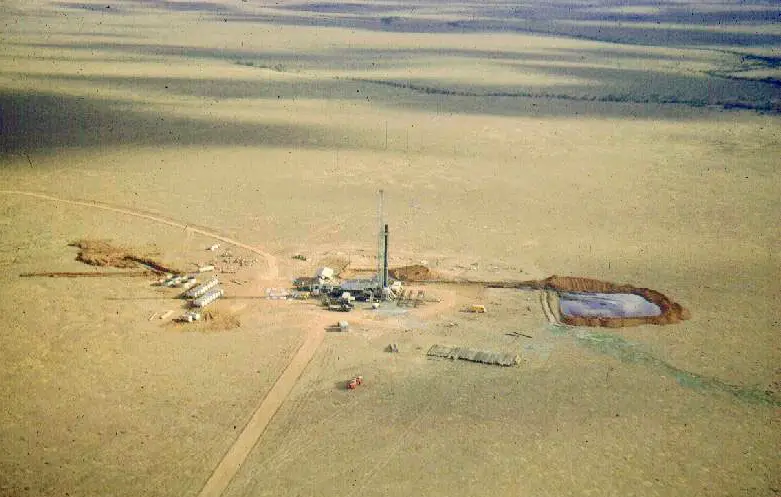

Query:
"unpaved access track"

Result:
[[198, 321, 328, 497], [0, 190, 326, 497], [0, 190, 279, 279]]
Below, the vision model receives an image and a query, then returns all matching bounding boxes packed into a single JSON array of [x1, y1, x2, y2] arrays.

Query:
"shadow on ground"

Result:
[[10, 33, 779, 114], [48, 0, 781, 47], [0, 90, 366, 157], [217, 7, 781, 47]]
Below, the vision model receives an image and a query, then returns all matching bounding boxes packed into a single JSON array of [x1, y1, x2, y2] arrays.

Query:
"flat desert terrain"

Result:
[[1, 1, 779, 496]]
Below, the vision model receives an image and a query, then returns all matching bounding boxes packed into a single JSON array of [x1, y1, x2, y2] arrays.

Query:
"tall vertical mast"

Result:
[[377, 189, 384, 287], [383, 224, 389, 289]]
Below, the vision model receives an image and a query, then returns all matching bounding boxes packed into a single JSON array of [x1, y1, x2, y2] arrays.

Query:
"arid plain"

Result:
[[1, 1, 780, 496]]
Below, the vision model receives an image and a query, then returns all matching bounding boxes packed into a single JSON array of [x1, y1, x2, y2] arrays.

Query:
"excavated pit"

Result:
[[523, 276, 690, 328]]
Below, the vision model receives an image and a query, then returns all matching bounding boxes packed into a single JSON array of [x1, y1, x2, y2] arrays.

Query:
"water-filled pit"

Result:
[[522, 276, 690, 328], [559, 292, 662, 319]]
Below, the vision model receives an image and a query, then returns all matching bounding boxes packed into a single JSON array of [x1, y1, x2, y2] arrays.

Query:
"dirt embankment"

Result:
[[389, 264, 435, 282], [70, 239, 180, 274], [523, 275, 691, 328]]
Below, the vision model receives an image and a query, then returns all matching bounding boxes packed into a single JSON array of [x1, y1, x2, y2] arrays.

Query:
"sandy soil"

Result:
[[1, 1, 780, 496]]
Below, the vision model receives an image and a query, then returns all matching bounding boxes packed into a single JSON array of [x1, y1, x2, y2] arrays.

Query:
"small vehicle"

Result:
[[324, 295, 354, 312], [346, 375, 363, 390]]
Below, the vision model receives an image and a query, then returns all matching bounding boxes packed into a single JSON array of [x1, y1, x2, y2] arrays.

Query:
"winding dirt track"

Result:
[[0, 190, 279, 278], [0, 190, 323, 497]]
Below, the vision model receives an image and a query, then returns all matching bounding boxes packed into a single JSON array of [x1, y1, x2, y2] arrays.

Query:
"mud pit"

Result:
[[559, 292, 662, 318], [524, 276, 691, 327]]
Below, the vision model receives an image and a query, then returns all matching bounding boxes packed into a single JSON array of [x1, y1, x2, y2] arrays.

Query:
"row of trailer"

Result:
[[183, 276, 224, 308], [157, 274, 226, 323]]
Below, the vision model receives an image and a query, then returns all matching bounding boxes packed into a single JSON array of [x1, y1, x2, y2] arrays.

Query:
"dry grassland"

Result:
[[0, 1, 779, 496]]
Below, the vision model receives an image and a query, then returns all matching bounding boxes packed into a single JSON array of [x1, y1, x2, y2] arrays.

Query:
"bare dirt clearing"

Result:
[[1, 1, 780, 496]]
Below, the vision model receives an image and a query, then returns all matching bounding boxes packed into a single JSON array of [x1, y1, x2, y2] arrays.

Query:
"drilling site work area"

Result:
[[1, 1, 780, 496]]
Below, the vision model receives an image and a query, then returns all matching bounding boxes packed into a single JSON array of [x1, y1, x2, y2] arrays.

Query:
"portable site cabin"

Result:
[[316, 267, 335, 281], [184, 277, 219, 299], [192, 288, 224, 308]]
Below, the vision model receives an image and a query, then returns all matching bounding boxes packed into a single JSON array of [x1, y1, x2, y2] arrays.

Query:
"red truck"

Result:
[[346, 376, 363, 390]]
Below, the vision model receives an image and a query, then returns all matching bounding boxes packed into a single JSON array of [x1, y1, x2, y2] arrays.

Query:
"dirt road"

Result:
[[0, 190, 334, 497], [0, 190, 279, 278], [197, 319, 327, 497]]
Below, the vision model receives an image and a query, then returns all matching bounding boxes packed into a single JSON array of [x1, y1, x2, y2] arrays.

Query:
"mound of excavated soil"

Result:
[[523, 275, 691, 327], [69, 239, 179, 274], [389, 264, 434, 282], [70, 239, 135, 268]]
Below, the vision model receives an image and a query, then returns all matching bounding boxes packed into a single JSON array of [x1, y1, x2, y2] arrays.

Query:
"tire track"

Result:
[[540, 289, 560, 325], [0, 190, 279, 279], [343, 389, 435, 497], [198, 324, 327, 497], [0, 189, 333, 497]]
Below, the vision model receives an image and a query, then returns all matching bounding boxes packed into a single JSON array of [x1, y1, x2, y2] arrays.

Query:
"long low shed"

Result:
[[427, 344, 519, 367]]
